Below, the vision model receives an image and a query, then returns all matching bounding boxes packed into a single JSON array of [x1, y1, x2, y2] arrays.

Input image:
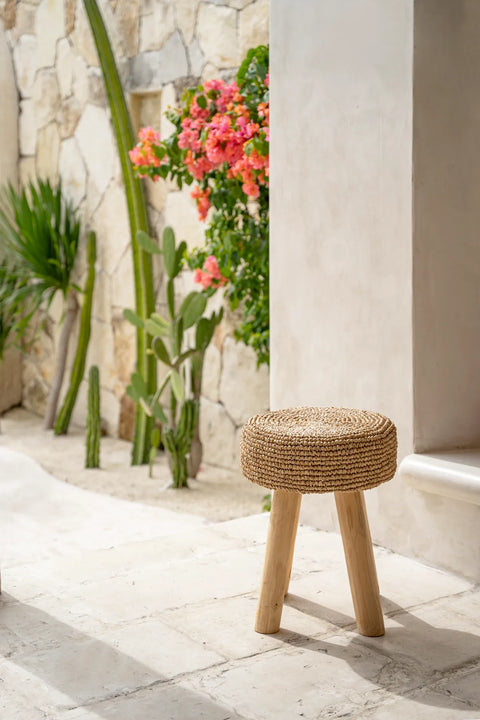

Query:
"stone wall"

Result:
[[1, 0, 269, 470]]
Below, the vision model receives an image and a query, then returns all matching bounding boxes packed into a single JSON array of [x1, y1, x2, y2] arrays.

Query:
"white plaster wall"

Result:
[[413, 0, 480, 452], [271, 0, 480, 579]]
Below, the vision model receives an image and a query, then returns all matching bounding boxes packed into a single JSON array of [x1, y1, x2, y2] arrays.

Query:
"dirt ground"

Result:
[[0, 407, 267, 521]]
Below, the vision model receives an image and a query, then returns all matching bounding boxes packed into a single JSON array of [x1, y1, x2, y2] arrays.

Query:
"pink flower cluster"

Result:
[[129, 126, 162, 179], [193, 255, 227, 290], [176, 78, 269, 212]]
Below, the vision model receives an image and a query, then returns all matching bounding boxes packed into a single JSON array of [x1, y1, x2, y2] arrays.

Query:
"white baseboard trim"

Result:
[[399, 450, 480, 506]]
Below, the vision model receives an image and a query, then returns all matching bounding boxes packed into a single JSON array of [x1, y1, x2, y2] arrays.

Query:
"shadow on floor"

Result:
[[0, 593, 242, 720], [283, 593, 480, 710]]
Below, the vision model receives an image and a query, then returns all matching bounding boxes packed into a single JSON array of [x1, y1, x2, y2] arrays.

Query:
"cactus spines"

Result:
[[86, 365, 101, 468], [55, 231, 97, 435]]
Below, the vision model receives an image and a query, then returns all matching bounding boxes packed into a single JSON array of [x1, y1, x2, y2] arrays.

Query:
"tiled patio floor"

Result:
[[1, 446, 479, 719]]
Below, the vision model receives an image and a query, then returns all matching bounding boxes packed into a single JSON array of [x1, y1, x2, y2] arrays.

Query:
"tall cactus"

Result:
[[83, 0, 156, 464], [54, 231, 97, 435], [86, 365, 101, 468]]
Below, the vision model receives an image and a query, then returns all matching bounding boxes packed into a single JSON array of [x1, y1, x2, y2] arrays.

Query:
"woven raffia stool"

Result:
[[241, 407, 397, 637]]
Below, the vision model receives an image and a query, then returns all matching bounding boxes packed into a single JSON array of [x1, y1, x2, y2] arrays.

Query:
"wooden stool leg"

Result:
[[284, 494, 301, 597], [255, 490, 301, 634], [334, 490, 385, 637]]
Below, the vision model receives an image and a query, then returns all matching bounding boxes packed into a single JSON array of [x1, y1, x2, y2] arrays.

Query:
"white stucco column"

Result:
[[271, 0, 480, 579]]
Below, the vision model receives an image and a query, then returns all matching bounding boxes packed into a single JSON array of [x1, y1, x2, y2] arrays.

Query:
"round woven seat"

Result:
[[241, 407, 397, 494]]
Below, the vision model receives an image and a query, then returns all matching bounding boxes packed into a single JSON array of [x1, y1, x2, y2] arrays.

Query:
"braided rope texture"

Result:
[[240, 407, 397, 494]]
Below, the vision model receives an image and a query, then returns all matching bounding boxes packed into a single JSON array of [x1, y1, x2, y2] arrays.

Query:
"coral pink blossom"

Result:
[[130, 74, 269, 217], [193, 255, 227, 290], [204, 255, 222, 279], [191, 185, 211, 221], [138, 126, 160, 144]]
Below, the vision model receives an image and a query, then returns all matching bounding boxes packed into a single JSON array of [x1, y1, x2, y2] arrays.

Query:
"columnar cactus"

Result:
[[86, 365, 101, 469], [84, 0, 156, 465]]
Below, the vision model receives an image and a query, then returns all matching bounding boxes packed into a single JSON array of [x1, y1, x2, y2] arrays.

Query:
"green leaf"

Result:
[[195, 317, 214, 351], [163, 226, 176, 278], [131, 371, 147, 399], [136, 230, 162, 255], [167, 278, 175, 318], [152, 403, 168, 424], [174, 240, 187, 275], [179, 291, 207, 329], [150, 312, 170, 330], [196, 94, 207, 109], [170, 368, 185, 402], [152, 336, 171, 365], [123, 308, 144, 328], [145, 318, 169, 337], [126, 383, 140, 403], [175, 317, 184, 357]]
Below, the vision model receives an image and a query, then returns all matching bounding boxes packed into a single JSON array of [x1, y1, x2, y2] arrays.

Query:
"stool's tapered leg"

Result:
[[284, 494, 301, 597], [255, 490, 301, 634], [335, 490, 385, 637]]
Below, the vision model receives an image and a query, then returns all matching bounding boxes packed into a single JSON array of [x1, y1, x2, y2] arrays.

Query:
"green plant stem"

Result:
[[83, 0, 156, 464], [44, 288, 79, 429], [86, 364, 101, 468], [54, 231, 97, 435]]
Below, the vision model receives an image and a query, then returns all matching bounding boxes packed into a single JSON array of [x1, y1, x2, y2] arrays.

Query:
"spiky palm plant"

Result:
[[0, 259, 30, 358], [0, 179, 80, 428]]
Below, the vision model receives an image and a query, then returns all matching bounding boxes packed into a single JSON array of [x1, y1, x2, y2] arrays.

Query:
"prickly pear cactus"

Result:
[[163, 399, 199, 488], [86, 365, 101, 469]]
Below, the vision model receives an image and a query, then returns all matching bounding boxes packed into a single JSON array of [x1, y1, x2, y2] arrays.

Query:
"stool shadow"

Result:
[[282, 593, 480, 710]]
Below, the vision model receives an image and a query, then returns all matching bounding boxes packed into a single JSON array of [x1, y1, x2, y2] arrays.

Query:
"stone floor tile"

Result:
[[5, 633, 160, 707], [162, 593, 337, 661], [0, 447, 204, 569], [60, 682, 248, 720], [375, 552, 473, 610], [286, 552, 475, 635], [440, 589, 480, 629], [359, 687, 478, 718], [184, 635, 394, 720], [214, 513, 270, 545], [3, 525, 245, 602], [96, 619, 225, 677], [433, 662, 480, 709], [290, 528, 348, 575], [284, 566, 361, 628], [0, 658, 65, 718], [217, 513, 316, 547], [357, 600, 480, 679], [57, 546, 264, 625]]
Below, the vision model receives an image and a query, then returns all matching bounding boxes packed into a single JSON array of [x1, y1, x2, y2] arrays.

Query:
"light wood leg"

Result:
[[284, 494, 301, 597], [335, 490, 385, 637], [255, 489, 301, 634]]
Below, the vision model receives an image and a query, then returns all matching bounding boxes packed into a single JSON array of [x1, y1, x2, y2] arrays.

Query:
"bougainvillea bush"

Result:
[[129, 46, 270, 366]]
